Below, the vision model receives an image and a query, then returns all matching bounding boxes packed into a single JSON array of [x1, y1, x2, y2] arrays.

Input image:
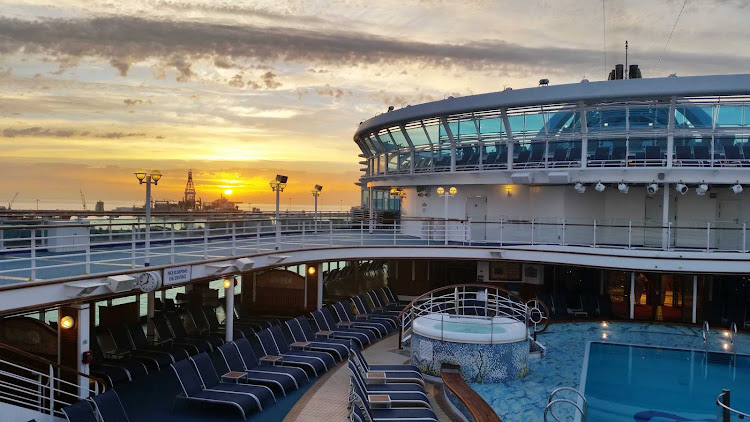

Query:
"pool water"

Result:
[[432, 321, 508, 334], [583, 342, 750, 421]]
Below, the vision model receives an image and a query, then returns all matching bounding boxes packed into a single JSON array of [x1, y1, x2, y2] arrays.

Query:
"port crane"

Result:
[[7, 192, 18, 210], [80, 190, 87, 211]]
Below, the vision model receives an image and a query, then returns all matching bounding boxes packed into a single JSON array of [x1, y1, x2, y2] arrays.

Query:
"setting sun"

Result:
[[223, 189, 233, 196]]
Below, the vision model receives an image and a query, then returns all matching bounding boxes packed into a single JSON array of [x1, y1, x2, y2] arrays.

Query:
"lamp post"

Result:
[[269, 175, 288, 249], [367, 182, 373, 234], [437, 186, 457, 245], [134, 170, 162, 267], [312, 185, 322, 233], [135, 169, 161, 339]]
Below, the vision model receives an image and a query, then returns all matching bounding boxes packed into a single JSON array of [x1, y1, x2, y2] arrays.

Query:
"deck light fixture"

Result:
[[134, 170, 162, 269], [731, 182, 743, 195], [60, 315, 75, 330], [646, 183, 659, 195], [696, 183, 709, 196], [601, 321, 608, 328], [618, 182, 629, 194], [307, 266, 316, 276], [675, 182, 688, 195], [574, 182, 586, 193], [270, 175, 289, 248], [437, 186, 457, 245], [311, 185, 322, 232], [595, 181, 606, 192]]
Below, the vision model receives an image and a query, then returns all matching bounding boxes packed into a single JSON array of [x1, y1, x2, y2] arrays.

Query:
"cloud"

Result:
[[316, 84, 351, 99], [123, 98, 152, 106], [96, 132, 146, 139], [228, 73, 245, 88], [2, 127, 75, 138], [260, 71, 281, 89]]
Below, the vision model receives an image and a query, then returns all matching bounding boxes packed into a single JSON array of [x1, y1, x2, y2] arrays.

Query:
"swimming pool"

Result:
[[582, 342, 750, 421], [468, 322, 750, 421]]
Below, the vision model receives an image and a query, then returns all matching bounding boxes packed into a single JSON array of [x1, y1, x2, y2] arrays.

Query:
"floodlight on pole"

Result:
[[312, 185, 322, 233], [134, 169, 162, 338], [270, 175, 288, 249]]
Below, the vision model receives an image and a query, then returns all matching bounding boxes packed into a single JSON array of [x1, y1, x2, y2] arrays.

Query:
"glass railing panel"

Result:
[[587, 139, 627, 167], [629, 136, 668, 167], [548, 140, 582, 168]]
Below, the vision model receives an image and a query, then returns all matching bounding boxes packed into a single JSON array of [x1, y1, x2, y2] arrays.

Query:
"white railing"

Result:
[[544, 387, 588, 422], [717, 389, 750, 421], [0, 342, 103, 418], [396, 283, 550, 346], [1, 214, 750, 284]]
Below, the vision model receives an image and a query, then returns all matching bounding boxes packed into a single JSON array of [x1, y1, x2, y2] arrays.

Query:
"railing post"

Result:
[[256, 222, 260, 252], [48, 364, 54, 415], [203, 223, 208, 259], [302, 221, 306, 248], [743, 223, 746, 253], [30, 229, 36, 281], [667, 222, 672, 251], [466, 217, 472, 246], [707, 222, 711, 252], [500, 218, 504, 246], [0, 227, 4, 250], [131, 226, 136, 267], [721, 389, 730, 422], [628, 220, 632, 249], [360, 219, 364, 246], [108, 216, 113, 243], [329, 220, 333, 246], [170, 223, 175, 264], [561, 219, 566, 246], [531, 218, 535, 245], [393, 221, 397, 245], [593, 219, 597, 247], [231, 221, 237, 256], [85, 241, 91, 275]]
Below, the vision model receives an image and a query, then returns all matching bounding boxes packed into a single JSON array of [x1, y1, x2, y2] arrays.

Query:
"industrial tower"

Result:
[[183, 170, 197, 211]]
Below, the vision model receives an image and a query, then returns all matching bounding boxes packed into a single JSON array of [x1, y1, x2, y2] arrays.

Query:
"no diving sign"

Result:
[[164, 266, 191, 285]]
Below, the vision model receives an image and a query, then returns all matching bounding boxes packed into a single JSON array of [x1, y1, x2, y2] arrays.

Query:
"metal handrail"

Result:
[[702, 320, 710, 354], [730, 321, 738, 356], [717, 389, 750, 421], [544, 387, 588, 422], [0, 341, 103, 417], [396, 283, 549, 347]]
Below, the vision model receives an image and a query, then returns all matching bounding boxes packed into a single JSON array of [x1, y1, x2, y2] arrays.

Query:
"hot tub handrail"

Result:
[[397, 283, 533, 348]]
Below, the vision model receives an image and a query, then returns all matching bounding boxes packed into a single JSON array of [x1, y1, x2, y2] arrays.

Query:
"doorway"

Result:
[[466, 196, 487, 242]]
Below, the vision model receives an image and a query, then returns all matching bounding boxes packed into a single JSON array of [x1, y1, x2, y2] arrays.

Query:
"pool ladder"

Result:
[[544, 387, 587, 422]]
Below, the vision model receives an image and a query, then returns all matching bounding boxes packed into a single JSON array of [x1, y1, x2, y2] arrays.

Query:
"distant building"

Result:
[[95, 201, 104, 212]]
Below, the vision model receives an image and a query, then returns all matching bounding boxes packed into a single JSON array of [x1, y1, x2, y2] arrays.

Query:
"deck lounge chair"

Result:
[[382, 287, 410, 307], [311, 308, 376, 346], [107, 326, 174, 370], [549, 148, 568, 166], [167, 313, 223, 349], [62, 399, 98, 422], [284, 317, 348, 361], [368, 290, 405, 313], [348, 360, 429, 407], [255, 329, 323, 377], [351, 296, 398, 331], [348, 347, 423, 386], [126, 322, 191, 361], [589, 146, 610, 166], [90, 390, 130, 422], [217, 343, 295, 396], [332, 301, 389, 337], [198, 305, 252, 338], [350, 368, 437, 422], [268, 325, 335, 369], [152, 314, 212, 354], [289, 316, 354, 352], [90, 338, 147, 381], [514, 149, 530, 165], [171, 359, 260, 419], [190, 353, 275, 409], [233, 337, 309, 385], [350, 344, 421, 375]]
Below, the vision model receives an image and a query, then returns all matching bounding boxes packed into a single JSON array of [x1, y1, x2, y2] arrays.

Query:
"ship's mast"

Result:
[[184, 169, 197, 211]]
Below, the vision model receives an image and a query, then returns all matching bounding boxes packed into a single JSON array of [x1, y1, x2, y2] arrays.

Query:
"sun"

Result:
[[223, 189, 233, 196]]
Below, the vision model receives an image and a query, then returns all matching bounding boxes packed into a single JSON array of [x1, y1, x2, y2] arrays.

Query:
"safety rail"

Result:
[[730, 322, 738, 356], [717, 389, 750, 421], [396, 283, 549, 348], [0, 341, 104, 418], [544, 387, 587, 422], [703, 320, 710, 354], [2, 214, 750, 285]]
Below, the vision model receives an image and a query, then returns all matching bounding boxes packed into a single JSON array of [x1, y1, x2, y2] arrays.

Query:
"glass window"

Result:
[[388, 153, 399, 172], [363, 136, 379, 154], [546, 110, 581, 135], [458, 118, 477, 141], [414, 150, 433, 171], [478, 118, 503, 139], [377, 154, 386, 174], [629, 107, 669, 130], [388, 127, 409, 148], [424, 121, 440, 145], [675, 105, 714, 129], [506, 115, 524, 136], [377, 131, 398, 151], [405, 125, 430, 146], [716, 105, 743, 128], [524, 113, 545, 136], [586, 108, 627, 132]]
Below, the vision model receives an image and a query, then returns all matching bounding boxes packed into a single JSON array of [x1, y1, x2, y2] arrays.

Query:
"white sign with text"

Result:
[[164, 266, 191, 285]]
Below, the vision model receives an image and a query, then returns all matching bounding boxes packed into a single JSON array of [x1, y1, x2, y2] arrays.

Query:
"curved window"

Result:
[[629, 107, 669, 131], [405, 124, 431, 146], [716, 105, 744, 128], [478, 118, 504, 140], [587, 108, 627, 132], [675, 105, 714, 129]]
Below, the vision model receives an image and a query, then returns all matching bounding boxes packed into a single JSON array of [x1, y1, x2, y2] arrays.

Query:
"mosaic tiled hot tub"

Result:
[[410, 314, 529, 383]]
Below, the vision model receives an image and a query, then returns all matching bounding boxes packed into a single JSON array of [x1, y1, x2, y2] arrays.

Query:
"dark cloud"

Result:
[[316, 84, 351, 99], [228, 73, 245, 88], [155, 135, 166, 139], [2, 127, 75, 138], [260, 71, 281, 89], [96, 132, 146, 139], [0, 14, 748, 82]]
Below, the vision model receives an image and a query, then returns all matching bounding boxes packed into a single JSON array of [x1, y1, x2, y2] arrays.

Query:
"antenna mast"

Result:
[[625, 40, 628, 79]]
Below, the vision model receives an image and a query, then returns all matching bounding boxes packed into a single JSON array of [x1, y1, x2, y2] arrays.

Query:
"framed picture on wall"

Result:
[[489, 261, 521, 281]]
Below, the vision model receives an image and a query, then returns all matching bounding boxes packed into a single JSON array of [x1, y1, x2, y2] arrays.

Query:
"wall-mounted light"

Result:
[[731, 182, 743, 195], [618, 182, 629, 194], [505, 187, 512, 197], [574, 182, 586, 194], [60, 315, 75, 330], [307, 266, 317, 276], [646, 182, 659, 195], [696, 182, 709, 196], [223, 276, 237, 289], [675, 181, 688, 195], [595, 181, 606, 192]]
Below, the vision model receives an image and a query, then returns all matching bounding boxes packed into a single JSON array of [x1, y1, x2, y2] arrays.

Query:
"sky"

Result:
[[1, 0, 750, 211]]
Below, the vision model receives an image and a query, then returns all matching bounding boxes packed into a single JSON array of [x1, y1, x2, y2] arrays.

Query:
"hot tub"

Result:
[[410, 313, 530, 383], [412, 314, 527, 344]]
